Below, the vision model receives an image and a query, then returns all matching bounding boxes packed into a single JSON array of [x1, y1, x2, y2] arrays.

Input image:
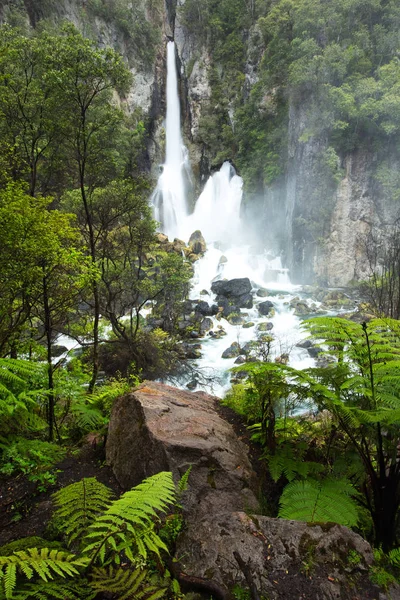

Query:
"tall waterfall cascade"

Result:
[[152, 42, 319, 396], [152, 41, 189, 240]]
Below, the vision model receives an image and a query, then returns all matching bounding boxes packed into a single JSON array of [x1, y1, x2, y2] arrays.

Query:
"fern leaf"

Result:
[[52, 477, 114, 546], [278, 478, 359, 527], [90, 566, 168, 600], [82, 472, 176, 565]]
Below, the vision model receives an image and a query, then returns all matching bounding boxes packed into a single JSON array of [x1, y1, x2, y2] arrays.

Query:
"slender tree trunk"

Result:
[[78, 128, 99, 393], [43, 274, 55, 441]]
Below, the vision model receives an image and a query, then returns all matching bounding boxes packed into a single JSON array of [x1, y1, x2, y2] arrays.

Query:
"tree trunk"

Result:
[[43, 274, 55, 441]]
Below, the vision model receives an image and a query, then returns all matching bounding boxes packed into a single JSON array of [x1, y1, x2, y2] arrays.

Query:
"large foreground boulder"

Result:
[[211, 278, 253, 309], [177, 512, 393, 600], [106, 381, 259, 519]]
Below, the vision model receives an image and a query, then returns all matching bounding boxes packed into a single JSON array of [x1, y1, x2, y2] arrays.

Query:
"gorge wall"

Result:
[[2, 0, 398, 286]]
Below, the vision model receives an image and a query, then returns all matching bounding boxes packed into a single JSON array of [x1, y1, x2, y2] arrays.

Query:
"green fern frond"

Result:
[[82, 472, 176, 563], [90, 566, 168, 600], [388, 547, 400, 567], [52, 478, 115, 546], [0, 548, 89, 598], [278, 477, 359, 527], [178, 466, 192, 494], [71, 404, 107, 432], [268, 445, 324, 483], [1, 579, 96, 599]]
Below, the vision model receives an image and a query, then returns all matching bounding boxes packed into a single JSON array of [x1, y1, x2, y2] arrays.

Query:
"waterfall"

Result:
[[182, 162, 243, 246], [150, 43, 319, 398], [152, 41, 188, 240]]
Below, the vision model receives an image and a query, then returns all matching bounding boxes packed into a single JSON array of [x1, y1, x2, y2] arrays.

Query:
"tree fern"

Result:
[[90, 566, 168, 600], [278, 477, 359, 527], [52, 477, 115, 546], [82, 471, 176, 563]]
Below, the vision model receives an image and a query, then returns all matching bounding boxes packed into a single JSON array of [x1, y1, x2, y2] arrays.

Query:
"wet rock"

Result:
[[241, 342, 254, 355], [257, 321, 273, 332], [200, 289, 209, 295], [186, 379, 197, 390], [238, 292, 253, 309], [316, 354, 336, 368], [234, 355, 246, 364], [227, 314, 244, 325], [242, 321, 254, 329], [146, 317, 164, 330], [320, 290, 355, 309], [307, 345, 323, 358], [296, 339, 313, 349], [156, 233, 168, 244], [216, 297, 241, 317], [258, 300, 274, 316], [188, 230, 207, 255], [176, 512, 379, 600], [190, 330, 200, 339], [200, 317, 213, 334], [211, 277, 252, 299], [256, 287, 269, 297], [51, 345, 68, 358], [219, 255, 228, 265], [212, 327, 227, 339], [230, 370, 248, 382], [292, 301, 311, 316], [172, 238, 186, 253], [185, 346, 202, 359], [195, 301, 219, 317], [221, 342, 241, 359]]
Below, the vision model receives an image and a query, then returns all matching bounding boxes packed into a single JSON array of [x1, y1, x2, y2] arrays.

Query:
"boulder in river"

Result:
[[187, 230, 207, 255], [195, 300, 219, 317], [221, 342, 241, 359], [211, 277, 252, 299], [258, 300, 274, 316], [200, 317, 213, 334]]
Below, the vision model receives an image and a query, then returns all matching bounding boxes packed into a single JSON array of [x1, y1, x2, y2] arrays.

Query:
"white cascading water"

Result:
[[152, 42, 316, 396], [152, 41, 188, 240]]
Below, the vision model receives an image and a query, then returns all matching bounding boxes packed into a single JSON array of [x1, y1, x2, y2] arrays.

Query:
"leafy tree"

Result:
[[0, 183, 95, 439], [45, 24, 132, 392]]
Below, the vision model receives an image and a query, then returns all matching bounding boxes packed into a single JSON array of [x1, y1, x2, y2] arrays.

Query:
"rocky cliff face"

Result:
[[1, 1, 395, 286]]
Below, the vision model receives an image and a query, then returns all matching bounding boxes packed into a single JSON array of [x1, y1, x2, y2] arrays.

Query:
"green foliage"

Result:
[[0, 548, 89, 598], [0, 438, 65, 478], [259, 317, 400, 549], [278, 477, 359, 527], [90, 565, 168, 600], [83, 471, 175, 563], [267, 442, 324, 483], [370, 547, 400, 589], [0, 472, 179, 599], [52, 478, 115, 546]]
